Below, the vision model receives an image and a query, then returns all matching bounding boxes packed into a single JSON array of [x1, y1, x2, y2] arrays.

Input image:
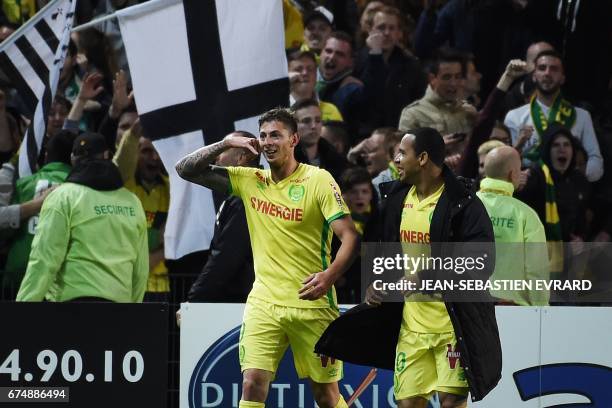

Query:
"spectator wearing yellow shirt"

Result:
[[115, 122, 170, 302]]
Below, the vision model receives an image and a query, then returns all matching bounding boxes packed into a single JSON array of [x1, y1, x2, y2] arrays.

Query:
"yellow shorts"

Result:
[[394, 328, 469, 401], [239, 297, 342, 383]]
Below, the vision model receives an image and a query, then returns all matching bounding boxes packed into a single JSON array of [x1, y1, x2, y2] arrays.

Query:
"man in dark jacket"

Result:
[[316, 127, 501, 406], [355, 6, 427, 133], [187, 131, 258, 302]]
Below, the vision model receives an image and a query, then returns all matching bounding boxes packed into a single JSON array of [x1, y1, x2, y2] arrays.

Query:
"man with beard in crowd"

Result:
[[504, 50, 603, 182], [398, 49, 476, 159]]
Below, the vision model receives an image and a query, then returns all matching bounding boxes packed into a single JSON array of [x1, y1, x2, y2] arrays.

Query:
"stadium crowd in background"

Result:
[[0, 0, 611, 308]]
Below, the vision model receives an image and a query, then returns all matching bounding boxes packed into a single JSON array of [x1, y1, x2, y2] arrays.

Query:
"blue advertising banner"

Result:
[[180, 304, 612, 408]]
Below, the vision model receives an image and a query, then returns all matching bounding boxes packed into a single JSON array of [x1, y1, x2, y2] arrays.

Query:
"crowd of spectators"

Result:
[[1, 0, 611, 305]]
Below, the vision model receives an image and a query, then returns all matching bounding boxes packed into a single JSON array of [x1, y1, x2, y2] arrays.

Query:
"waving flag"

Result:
[[117, 0, 289, 259], [0, 0, 76, 176]]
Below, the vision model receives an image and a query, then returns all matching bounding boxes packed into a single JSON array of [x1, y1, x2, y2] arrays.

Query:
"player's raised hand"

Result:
[[299, 272, 333, 301], [223, 133, 260, 156]]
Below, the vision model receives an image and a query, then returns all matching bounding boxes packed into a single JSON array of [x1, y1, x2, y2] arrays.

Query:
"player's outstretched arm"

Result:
[[299, 216, 360, 301], [175, 134, 259, 192]]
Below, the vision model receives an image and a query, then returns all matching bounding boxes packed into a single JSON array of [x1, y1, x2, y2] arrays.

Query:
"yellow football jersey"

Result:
[[124, 176, 170, 293], [400, 184, 452, 333], [227, 163, 349, 309]]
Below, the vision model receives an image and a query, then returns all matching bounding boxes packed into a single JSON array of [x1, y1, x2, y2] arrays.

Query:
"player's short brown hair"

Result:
[[259, 108, 298, 134]]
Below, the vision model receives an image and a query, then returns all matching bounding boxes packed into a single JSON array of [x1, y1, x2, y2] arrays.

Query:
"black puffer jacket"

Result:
[[316, 166, 502, 402]]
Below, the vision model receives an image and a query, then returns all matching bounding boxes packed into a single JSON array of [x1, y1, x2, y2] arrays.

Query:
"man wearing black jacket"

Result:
[[187, 131, 258, 302], [354, 6, 427, 134], [316, 127, 501, 406]]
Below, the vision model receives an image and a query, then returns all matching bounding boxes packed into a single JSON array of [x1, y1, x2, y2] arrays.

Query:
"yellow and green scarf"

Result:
[[525, 93, 576, 162], [541, 162, 564, 273]]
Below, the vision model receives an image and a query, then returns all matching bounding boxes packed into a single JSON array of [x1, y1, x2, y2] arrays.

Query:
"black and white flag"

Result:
[[117, 0, 289, 259], [0, 0, 76, 177]]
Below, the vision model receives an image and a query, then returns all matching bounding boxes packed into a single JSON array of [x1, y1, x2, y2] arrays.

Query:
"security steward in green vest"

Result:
[[477, 146, 549, 305], [16, 132, 149, 302]]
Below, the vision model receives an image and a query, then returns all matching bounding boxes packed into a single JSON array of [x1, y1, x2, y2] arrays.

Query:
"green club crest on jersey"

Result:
[[288, 185, 305, 201]]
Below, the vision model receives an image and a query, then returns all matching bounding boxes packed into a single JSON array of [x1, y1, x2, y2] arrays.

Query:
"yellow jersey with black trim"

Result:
[[227, 163, 349, 309], [400, 184, 453, 333], [124, 175, 170, 293]]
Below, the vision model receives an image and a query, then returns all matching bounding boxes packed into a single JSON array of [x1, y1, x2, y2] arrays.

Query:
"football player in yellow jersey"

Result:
[[175, 108, 359, 408], [374, 128, 497, 407], [316, 127, 501, 408], [390, 130, 468, 407]]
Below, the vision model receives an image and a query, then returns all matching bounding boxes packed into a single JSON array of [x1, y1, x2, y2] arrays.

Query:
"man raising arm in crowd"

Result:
[[504, 49, 603, 182]]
